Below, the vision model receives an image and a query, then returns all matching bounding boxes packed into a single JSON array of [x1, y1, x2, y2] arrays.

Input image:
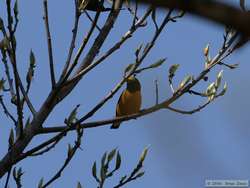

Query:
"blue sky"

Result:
[[1, 1, 250, 188]]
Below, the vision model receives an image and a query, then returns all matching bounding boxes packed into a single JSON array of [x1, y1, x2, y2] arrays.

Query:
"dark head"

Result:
[[126, 76, 141, 92]]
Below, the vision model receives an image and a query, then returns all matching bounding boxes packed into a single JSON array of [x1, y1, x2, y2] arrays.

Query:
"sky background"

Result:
[[0, 1, 250, 188]]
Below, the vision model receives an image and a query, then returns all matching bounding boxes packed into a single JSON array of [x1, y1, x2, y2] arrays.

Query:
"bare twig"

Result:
[[67, 7, 153, 84], [84, 10, 101, 31], [59, 0, 81, 81], [41, 129, 83, 188], [1, 50, 15, 98], [154, 79, 159, 105], [6, 0, 23, 136], [135, 0, 250, 38], [43, 0, 56, 89], [60, 1, 103, 83], [4, 168, 11, 188], [0, 95, 17, 125]]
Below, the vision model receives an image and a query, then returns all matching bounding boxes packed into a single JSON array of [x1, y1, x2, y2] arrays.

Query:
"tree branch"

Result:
[[43, 0, 56, 89], [135, 0, 250, 38]]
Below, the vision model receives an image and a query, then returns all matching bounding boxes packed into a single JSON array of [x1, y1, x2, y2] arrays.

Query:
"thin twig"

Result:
[[30, 138, 61, 156], [43, 0, 56, 89], [4, 168, 11, 188], [67, 7, 153, 84], [84, 10, 101, 31], [40, 26, 236, 134], [60, 0, 104, 83], [154, 79, 159, 105], [1, 51, 15, 98], [41, 129, 83, 188], [0, 95, 17, 125], [6, 0, 23, 136], [59, 0, 81, 81]]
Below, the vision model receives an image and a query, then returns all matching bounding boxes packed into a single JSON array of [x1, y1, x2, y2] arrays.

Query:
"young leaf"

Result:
[[92, 161, 98, 181], [215, 70, 223, 89], [179, 75, 192, 88], [139, 147, 148, 164], [8, 129, 14, 147], [108, 149, 116, 162], [135, 171, 145, 178], [169, 64, 180, 79], [14, 0, 19, 16], [115, 151, 121, 170], [30, 50, 36, 68], [0, 78, 6, 92], [220, 82, 228, 96], [38, 178, 44, 188], [149, 58, 166, 69], [77, 182, 82, 188], [203, 43, 209, 57], [0, 17, 4, 30]]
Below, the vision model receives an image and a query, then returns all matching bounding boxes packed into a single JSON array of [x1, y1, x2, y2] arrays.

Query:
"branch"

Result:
[[135, 0, 250, 38], [67, 7, 153, 84], [59, 2, 103, 83], [1, 50, 15, 98], [6, 0, 23, 136], [40, 29, 236, 134], [41, 129, 83, 188], [59, 0, 81, 81], [0, 95, 17, 125], [43, 0, 56, 88]]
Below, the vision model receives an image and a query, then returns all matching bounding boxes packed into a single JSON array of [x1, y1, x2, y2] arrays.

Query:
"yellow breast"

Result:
[[116, 90, 141, 116]]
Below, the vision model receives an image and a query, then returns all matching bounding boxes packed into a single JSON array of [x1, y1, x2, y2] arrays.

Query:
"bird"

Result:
[[111, 76, 142, 129], [79, 0, 112, 12]]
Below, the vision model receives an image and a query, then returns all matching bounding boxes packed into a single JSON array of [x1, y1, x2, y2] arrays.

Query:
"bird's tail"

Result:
[[110, 122, 121, 129]]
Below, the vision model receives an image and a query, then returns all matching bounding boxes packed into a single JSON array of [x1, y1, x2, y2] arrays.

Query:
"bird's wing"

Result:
[[115, 90, 125, 117]]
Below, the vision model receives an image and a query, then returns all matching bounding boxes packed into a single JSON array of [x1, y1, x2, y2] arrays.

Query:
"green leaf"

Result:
[[14, 0, 19, 16], [30, 50, 36, 68], [139, 147, 148, 164], [0, 17, 4, 30], [169, 64, 179, 78], [8, 129, 14, 147], [179, 75, 192, 88], [149, 58, 166, 69], [38, 178, 44, 188], [17, 167, 23, 178], [101, 152, 107, 167], [0, 37, 9, 51], [77, 182, 82, 188], [203, 44, 209, 57], [206, 82, 216, 96], [92, 161, 97, 180], [215, 70, 223, 89], [220, 82, 227, 96], [108, 149, 116, 162], [135, 171, 145, 178], [206, 82, 217, 101], [66, 105, 80, 126], [0, 78, 6, 92], [178, 10, 185, 17], [115, 151, 121, 170], [135, 44, 143, 57]]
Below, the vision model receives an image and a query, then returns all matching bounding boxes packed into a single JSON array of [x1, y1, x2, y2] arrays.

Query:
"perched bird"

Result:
[[79, 0, 112, 12], [111, 76, 142, 129]]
